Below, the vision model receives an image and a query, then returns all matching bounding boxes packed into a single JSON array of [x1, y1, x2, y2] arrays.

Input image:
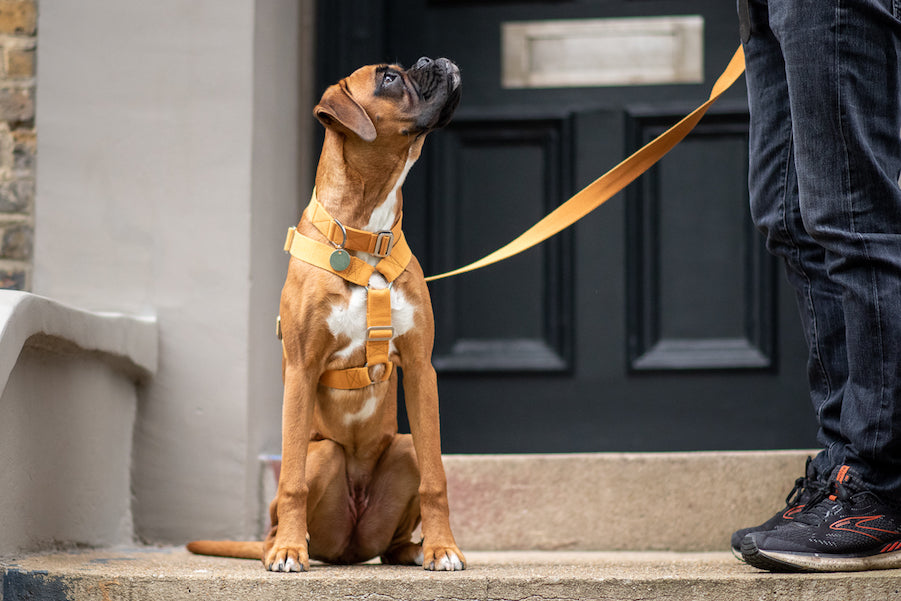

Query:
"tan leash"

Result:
[[278, 47, 746, 388], [424, 46, 746, 283]]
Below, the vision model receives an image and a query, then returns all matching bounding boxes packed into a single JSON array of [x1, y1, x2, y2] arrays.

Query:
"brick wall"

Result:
[[0, 0, 35, 290]]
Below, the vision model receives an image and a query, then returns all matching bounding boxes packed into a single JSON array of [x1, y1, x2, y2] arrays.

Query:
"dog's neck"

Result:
[[314, 131, 420, 232]]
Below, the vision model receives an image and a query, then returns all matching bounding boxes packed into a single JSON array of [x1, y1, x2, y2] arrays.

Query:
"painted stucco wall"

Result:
[[33, 1, 313, 543], [0, 347, 138, 554], [0, 289, 158, 555]]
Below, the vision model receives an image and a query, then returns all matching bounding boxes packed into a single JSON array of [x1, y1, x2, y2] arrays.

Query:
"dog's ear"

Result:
[[314, 82, 377, 143]]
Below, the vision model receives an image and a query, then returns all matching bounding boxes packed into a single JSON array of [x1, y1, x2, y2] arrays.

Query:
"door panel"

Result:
[[428, 114, 574, 373], [315, 0, 816, 453]]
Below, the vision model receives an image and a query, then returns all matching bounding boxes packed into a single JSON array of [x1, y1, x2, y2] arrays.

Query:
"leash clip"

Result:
[[373, 231, 395, 257]]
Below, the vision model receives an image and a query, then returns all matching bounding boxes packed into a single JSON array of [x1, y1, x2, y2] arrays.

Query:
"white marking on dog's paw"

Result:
[[414, 550, 424, 566], [433, 552, 464, 571], [284, 558, 303, 572]]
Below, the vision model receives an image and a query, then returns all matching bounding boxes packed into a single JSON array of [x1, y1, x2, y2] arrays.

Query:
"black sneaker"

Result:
[[741, 465, 901, 572], [730, 456, 824, 557]]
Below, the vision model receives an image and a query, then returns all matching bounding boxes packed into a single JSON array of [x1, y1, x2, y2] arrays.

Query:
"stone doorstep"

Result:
[[3, 547, 901, 601], [260, 449, 817, 552]]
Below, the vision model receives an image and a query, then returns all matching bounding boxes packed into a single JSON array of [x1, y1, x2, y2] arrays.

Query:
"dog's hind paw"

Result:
[[381, 541, 424, 566]]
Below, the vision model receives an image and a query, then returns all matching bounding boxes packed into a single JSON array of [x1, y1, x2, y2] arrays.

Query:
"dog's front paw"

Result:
[[423, 544, 465, 571], [265, 543, 310, 573]]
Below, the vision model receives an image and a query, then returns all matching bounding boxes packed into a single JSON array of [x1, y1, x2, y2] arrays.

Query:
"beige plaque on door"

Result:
[[502, 16, 704, 89]]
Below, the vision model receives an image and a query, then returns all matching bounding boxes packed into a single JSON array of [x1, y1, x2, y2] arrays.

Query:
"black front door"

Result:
[[315, 0, 815, 453]]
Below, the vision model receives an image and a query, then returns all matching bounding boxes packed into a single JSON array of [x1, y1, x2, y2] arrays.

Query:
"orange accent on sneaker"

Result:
[[836, 465, 851, 483], [829, 515, 896, 542]]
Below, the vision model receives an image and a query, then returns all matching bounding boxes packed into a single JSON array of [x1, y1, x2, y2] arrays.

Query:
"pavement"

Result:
[[4, 546, 901, 601]]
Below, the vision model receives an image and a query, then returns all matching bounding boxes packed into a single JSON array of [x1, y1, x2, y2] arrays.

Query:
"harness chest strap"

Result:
[[280, 209, 412, 390], [277, 286, 395, 389], [320, 286, 394, 390], [283, 221, 413, 285], [305, 193, 404, 258]]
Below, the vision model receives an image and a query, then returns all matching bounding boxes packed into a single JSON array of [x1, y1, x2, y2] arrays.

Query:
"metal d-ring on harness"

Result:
[[279, 191, 412, 390], [327, 218, 351, 272]]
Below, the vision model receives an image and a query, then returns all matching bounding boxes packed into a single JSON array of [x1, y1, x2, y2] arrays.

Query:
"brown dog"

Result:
[[187, 57, 464, 572]]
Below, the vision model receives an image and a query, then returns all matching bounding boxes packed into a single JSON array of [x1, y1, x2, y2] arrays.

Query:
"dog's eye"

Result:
[[383, 72, 398, 85]]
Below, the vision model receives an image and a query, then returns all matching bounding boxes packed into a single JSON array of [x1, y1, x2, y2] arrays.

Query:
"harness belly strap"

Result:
[[279, 195, 412, 390]]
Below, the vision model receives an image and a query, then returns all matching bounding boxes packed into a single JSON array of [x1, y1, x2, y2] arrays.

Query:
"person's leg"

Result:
[[730, 0, 843, 555], [744, 0, 846, 479], [741, 0, 901, 572], [775, 0, 901, 501]]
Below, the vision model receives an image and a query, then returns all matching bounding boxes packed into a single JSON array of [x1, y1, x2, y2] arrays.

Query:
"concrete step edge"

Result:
[[3, 547, 900, 601]]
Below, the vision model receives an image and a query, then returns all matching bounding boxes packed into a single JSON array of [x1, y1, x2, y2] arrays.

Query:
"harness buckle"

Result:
[[373, 231, 395, 257], [367, 325, 395, 341], [283, 227, 297, 253]]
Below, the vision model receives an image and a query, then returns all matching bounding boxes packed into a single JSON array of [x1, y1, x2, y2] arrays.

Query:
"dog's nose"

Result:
[[414, 57, 433, 69]]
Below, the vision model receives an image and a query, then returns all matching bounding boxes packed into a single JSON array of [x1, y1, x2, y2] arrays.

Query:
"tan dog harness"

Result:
[[279, 192, 412, 389]]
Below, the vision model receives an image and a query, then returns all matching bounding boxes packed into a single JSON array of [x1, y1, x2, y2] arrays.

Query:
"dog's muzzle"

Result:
[[409, 57, 461, 131]]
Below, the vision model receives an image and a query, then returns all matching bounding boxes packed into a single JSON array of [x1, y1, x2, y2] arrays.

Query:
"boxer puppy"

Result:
[[187, 57, 464, 572]]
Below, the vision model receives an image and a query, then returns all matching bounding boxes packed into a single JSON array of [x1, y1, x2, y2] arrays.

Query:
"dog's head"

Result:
[[314, 57, 461, 145]]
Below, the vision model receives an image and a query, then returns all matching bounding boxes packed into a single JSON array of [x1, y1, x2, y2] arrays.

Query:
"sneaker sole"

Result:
[[741, 537, 901, 572]]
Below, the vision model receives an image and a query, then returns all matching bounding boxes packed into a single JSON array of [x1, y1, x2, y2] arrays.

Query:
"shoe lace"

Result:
[[793, 479, 853, 526], [785, 456, 821, 506], [785, 476, 811, 506]]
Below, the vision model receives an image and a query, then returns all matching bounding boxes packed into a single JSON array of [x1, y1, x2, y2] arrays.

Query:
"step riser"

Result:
[[445, 450, 810, 552], [259, 450, 812, 552]]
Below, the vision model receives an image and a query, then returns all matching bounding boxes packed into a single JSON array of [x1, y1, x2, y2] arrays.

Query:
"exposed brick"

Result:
[[11, 125, 33, 172], [5, 45, 33, 78], [0, 177, 32, 212], [0, 263, 25, 288], [0, 84, 32, 121], [0, 1, 36, 36], [0, 121, 12, 175], [0, 219, 31, 259]]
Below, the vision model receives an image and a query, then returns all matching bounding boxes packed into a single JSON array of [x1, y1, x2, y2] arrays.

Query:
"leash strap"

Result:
[[281, 203, 413, 390], [425, 46, 746, 283]]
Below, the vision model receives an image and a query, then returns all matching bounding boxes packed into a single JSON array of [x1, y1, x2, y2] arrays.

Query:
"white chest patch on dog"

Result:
[[344, 394, 380, 426], [326, 280, 416, 360], [365, 151, 415, 234]]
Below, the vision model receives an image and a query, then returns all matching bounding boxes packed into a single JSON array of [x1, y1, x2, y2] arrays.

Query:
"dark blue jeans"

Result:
[[743, 0, 901, 501]]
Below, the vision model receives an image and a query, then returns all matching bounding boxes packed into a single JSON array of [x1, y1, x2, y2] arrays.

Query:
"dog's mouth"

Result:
[[408, 57, 461, 132]]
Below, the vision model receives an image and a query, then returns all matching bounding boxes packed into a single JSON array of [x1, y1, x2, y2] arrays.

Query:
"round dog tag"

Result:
[[329, 249, 351, 271]]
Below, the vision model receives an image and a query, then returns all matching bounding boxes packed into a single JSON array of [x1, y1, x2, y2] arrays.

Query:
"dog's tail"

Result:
[[186, 540, 264, 560]]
